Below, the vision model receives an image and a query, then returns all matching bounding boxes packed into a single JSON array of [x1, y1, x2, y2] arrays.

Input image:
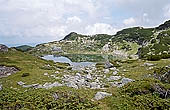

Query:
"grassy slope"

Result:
[[0, 49, 170, 109]]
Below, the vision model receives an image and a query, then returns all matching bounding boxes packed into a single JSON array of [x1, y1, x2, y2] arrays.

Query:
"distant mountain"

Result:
[[29, 20, 170, 60], [16, 45, 33, 52]]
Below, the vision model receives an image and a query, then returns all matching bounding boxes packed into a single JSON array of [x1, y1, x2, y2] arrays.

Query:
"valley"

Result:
[[0, 20, 170, 110]]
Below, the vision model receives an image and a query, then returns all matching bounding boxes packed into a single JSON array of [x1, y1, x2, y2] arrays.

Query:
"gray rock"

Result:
[[86, 74, 92, 80], [90, 82, 101, 89], [42, 82, 63, 89], [107, 76, 121, 81], [0, 44, 8, 52], [94, 92, 112, 100], [66, 81, 78, 89], [52, 46, 63, 53], [0, 66, 19, 78], [110, 67, 118, 71], [53, 93, 59, 100], [144, 63, 155, 66], [104, 69, 110, 74], [153, 85, 170, 99], [112, 71, 118, 75], [55, 71, 59, 74], [44, 73, 48, 76], [23, 85, 33, 88], [111, 78, 134, 87], [76, 73, 81, 78], [105, 61, 113, 68], [17, 81, 25, 86], [0, 84, 2, 91], [121, 78, 134, 84], [22, 83, 39, 88]]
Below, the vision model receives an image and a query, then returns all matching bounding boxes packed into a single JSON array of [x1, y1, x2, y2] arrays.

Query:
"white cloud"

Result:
[[163, 4, 170, 19], [123, 17, 136, 26], [85, 23, 118, 35], [0, 0, 170, 45], [66, 16, 82, 24]]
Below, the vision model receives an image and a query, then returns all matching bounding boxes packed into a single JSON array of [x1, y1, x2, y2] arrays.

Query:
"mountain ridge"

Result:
[[29, 20, 170, 60]]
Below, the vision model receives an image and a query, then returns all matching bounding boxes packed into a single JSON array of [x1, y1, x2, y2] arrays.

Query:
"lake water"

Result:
[[42, 55, 96, 68]]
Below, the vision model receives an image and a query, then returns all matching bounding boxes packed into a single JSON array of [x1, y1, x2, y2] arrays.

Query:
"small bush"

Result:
[[21, 73, 30, 77], [147, 55, 161, 61]]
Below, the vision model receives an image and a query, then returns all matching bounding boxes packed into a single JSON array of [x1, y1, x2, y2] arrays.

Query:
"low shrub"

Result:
[[21, 73, 30, 77], [147, 55, 161, 61]]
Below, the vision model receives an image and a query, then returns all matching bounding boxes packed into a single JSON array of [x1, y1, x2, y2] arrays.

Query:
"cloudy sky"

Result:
[[0, 0, 170, 46]]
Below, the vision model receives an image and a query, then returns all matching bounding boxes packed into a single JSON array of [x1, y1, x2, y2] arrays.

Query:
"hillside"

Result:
[[1, 46, 170, 109], [29, 20, 170, 60], [15, 45, 33, 52]]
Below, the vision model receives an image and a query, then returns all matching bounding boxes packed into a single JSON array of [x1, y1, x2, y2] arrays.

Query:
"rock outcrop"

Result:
[[0, 66, 19, 78], [94, 92, 112, 100], [0, 44, 8, 52]]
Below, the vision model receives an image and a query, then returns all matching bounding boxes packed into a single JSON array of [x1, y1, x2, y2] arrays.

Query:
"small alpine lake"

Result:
[[42, 54, 123, 68]]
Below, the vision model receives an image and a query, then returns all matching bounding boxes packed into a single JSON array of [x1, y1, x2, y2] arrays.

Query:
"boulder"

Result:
[[0, 84, 2, 91], [17, 81, 25, 86], [42, 82, 63, 89], [90, 82, 101, 89], [121, 78, 134, 84], [94, 92, 112, 100], [153, 85, 170, 99], [144, 63, 155, 66], [112, 71, 118, 75], [86, 74, 92, 80], [0, 44, 8, 52], [53, 93, 59, 100], [111, 77, 134, 87], [105, 61, 113, 69], [154, 65, 170, 83], [107, 76, 121, 81], [66, 81, 78, 89], [44, 73, 48, 76], [0, 66, 19, 78], [104, 69, 110, 74]]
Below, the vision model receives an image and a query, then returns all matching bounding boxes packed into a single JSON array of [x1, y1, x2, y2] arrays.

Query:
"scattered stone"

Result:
[[44, 73, 48, 76], [107, 76, 121, 81], [86, 74, 92, 80], [110, 67, 118, 71], [0, 66, 19, 78], [154, 65, 170, 83], [105, 61, 113, 69], [111, 77, 134, 87], [0, 44, 8, 52], [123, 69, 128, 72], [55, 71, 59, 74], [90, 82, 101, 89], [148, 67, 154, 70], [112, 71, 118, 75], [41, 82, 63, 89], [144, 63, 155, 66], [0, 84, 2, 91], [153, 85, 170, 99], [104, 69, 110, 74], [53, 93, 59, 100], [121, 78, 134, 85], [66, 81, 78, 89], [76, 73, 81, 78], [17, 81, 25, 86], [94, 92, 112, 100]]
